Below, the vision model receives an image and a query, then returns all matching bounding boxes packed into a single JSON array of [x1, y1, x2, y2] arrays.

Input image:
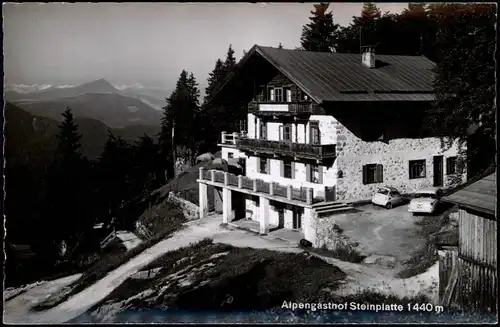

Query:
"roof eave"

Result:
[[205, 44, 260, 106], [254, 47, 323, 105], [441, 198, 496, 219]]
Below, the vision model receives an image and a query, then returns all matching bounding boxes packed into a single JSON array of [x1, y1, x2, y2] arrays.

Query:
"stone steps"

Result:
[[313, 201, 356, 216]]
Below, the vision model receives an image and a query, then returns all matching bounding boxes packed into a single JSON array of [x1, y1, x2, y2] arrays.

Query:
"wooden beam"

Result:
[[441, 262, 459, 307]]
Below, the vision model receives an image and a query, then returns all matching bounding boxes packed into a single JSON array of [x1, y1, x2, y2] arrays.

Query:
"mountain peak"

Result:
[[78, 78, 117, 93]]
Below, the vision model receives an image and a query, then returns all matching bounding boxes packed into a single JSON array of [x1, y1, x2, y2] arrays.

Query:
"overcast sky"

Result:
[[3, 2, 408, 90]]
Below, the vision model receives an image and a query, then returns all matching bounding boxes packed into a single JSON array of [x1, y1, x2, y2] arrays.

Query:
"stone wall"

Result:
[[168, 192, 199, 221], [335, 122, 466, 201], [313, 215, 359, 251]]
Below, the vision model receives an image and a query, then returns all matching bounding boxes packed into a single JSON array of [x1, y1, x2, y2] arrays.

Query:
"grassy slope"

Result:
[[89, 239, 346, 313], [85, 239, 434, 322]]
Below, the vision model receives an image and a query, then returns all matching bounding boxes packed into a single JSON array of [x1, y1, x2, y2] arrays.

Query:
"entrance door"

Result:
[[292, 209, 302, 230], [325, 186, 336, 202], [433, 156, 444, 187]]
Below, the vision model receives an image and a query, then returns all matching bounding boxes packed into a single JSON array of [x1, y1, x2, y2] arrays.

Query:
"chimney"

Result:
[[361, 45, 376, 68]]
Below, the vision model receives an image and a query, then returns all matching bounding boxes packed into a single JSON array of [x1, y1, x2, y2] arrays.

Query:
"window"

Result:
[[280, 124, 292, 141], [390, 190, 401, 198], [283, 161, 292, 178], [306, 164, 322, 183], [285, 88, 292, 102], [259, 120, 267, 140], [298, 89, 309, 101], [311, 165, 320, 183], [446, 157, 457, 175], [275, 88, 284, 102], [362, 164, 383, 184], [259, 157, 268, 174], [267, 88, 275, 101], [256, 86, 265, 102], [310, 121, 320, 145], [228, 152, 234, 159], [409, 160, 426, 179]]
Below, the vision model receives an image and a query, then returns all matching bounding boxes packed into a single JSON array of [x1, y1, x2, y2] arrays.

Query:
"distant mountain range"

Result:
[[5, 102, 160, 160], [5, 79, 166, 128]]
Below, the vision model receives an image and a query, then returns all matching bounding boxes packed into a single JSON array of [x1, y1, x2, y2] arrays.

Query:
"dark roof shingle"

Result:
[[443, 172, 496, 217], [253, 45, 436, 103]]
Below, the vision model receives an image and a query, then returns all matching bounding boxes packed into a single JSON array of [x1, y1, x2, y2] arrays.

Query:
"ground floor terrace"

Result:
[[197, 167, 354, 246]]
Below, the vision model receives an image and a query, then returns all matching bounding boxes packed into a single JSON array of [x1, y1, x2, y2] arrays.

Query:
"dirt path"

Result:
[[313, 254, 439, 303], [3, 215, 301, 324], [3, 214, 438, 324]]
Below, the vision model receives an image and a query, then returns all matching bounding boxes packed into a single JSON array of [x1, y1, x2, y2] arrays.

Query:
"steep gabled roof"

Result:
[[212, 45, 436, 104], [443, 172, 497, 218]]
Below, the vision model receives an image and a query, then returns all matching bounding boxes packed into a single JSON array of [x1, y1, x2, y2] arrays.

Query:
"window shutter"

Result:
[[280, 160, 284, 177], [291, 162, 295, 179], [362, 165, 367, 184], [376, 164, 383, 183], [286, 89, 292, 102], [318, 165, 323, 184], [266, 158, 270, 174], [270, 88, 275, 101], [306, 164, 311, 182], [279, 125, 283, 141]]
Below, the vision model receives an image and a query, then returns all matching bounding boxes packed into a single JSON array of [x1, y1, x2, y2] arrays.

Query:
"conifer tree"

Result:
[[300, 3, 340, 52], [204, 58, 224, 104], [44, 107, 88, 250]]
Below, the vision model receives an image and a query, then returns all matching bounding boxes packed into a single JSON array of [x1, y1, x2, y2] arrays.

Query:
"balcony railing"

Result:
[[220, 131, 245, 145], [248, 101, 318, 115], [235, 137, 336, 160], [198, 167, 317, 205]]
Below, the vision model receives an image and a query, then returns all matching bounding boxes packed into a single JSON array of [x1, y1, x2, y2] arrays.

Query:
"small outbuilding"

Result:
[[441, 171, 496, 313]]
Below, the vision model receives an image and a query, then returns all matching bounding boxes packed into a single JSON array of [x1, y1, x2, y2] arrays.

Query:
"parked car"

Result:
[[371, 186, 405, 209], [408, 187, 443, 215]]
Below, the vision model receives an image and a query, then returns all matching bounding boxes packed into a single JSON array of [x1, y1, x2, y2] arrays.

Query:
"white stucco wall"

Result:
[[267, 122, 281, 141], [251, 115, 337, 144], [245, 155, 337, 198], [221, 146, 246, 160], [247, 113, 256, 139], [245, 195, 259, 222], [335, 122, 466, 201], [310, 115, 337, 145]]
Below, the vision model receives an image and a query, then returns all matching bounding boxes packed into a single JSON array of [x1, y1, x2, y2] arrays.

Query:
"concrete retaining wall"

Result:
[[168, 192, 199, 220]]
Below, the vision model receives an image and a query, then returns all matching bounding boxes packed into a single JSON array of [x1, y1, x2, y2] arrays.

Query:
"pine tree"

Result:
[[221, 44, 237, 85], [223, 44, 237, 71], [278, 42, 284, 49], [186, 72, 203, 163], [96, 133, 135, 227], [300, 3, 340, 52], [55, 107, 82, 161], [427, 4, 496, 177], [361, 2, 382, 20], [204, 59, 224, 105], [160, 70, 203, 166], [44, 107, 88, 251]]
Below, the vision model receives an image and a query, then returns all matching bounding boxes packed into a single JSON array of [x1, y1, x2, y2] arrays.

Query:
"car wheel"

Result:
[[386, 202, 392, 210]]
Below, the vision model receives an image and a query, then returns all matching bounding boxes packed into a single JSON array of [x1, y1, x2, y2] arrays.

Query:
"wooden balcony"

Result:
[[248, 101, 318, 116], [235, 137, 336, 160], [198, 168, 319, 205], [219, 131, 245, 146]]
